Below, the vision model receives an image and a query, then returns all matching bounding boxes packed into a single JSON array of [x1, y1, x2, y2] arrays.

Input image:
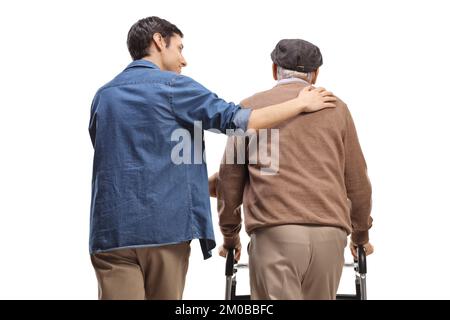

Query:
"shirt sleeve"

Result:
[[170, 74, 251, 132], [89, 92, 101, 146]]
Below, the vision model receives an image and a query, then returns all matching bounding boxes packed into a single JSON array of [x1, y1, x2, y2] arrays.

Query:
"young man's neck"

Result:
[[142, 56, 163, 70]]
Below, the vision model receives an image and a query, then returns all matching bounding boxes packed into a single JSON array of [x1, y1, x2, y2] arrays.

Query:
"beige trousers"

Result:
[[90, 242, 190, 300], [249, 225, 347, 300]]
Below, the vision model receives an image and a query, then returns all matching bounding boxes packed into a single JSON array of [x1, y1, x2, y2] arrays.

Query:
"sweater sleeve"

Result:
[[343, 106, 373, 245], [216, 134, 249, 248]]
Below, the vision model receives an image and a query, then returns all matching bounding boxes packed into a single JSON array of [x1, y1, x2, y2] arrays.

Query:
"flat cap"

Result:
[[271, 39, 323, 73]]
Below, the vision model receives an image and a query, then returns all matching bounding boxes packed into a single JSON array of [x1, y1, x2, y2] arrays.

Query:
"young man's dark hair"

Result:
[[127, 16, 184, 61]]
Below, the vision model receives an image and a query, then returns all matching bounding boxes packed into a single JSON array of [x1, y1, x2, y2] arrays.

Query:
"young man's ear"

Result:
[[152, 33, 165, 52]]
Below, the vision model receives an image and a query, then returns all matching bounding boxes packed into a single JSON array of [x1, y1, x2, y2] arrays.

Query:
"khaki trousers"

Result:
[[249, 225, 347, 300], [90, 242, 190, 300]]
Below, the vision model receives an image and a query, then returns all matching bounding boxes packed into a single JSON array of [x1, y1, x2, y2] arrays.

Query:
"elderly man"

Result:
[[212, 39, 374, 300]]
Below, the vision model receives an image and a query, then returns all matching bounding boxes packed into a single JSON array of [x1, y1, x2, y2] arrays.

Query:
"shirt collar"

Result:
[[124, 59, 160, 71]]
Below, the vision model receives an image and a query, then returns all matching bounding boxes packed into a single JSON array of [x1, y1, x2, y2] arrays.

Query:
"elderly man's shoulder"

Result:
[[239, 91, 268, 107], [239, 86, 350, 114], [238, 87, 285, 108], [335, 95, 348, 109]]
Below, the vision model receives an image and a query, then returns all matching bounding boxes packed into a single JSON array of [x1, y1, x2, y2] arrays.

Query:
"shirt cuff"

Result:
[[232, 107, 252, 131]]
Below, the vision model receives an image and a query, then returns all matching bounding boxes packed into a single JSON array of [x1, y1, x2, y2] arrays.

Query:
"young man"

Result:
[[89, 17, 336, 300], [213, 39, 374, 299]]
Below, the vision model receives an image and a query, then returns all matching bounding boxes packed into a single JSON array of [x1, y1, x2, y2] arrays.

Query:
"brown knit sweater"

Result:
[[216, 81, 373, 247]]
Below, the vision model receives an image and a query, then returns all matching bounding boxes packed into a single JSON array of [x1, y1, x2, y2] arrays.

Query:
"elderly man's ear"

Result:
[[311, 68, 319, 84], [208, 172, 219, 197], [272, 63, 278, 81]]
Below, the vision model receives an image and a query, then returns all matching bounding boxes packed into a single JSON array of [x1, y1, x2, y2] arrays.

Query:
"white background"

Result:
[[0, 0, 449, 299]]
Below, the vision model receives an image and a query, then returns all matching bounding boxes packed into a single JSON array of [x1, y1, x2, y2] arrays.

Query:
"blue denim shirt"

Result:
[[89, 59, 251, 259]]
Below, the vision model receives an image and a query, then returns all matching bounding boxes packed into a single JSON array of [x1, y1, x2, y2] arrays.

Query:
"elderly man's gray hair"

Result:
[[277, 66, 312, 82]]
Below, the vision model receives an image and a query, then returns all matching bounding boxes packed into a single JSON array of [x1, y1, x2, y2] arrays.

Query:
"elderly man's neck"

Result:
[[277, 77, 311, 86], [276, 66, 314, 85]]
